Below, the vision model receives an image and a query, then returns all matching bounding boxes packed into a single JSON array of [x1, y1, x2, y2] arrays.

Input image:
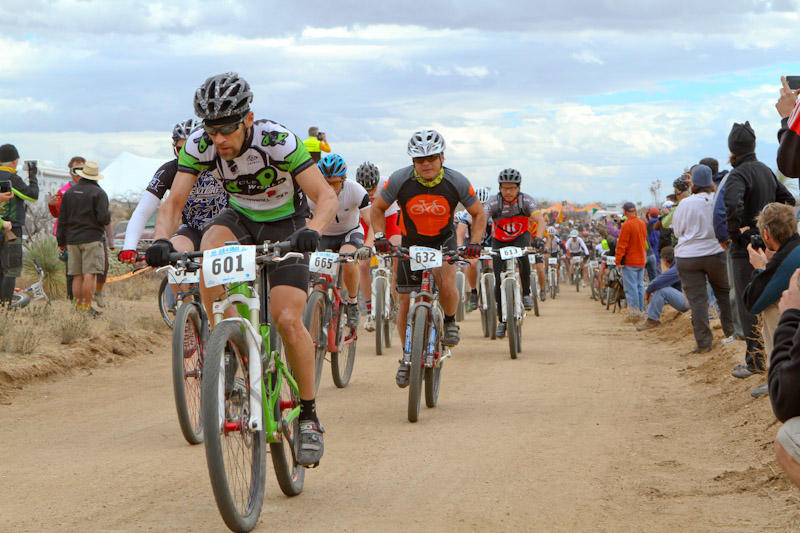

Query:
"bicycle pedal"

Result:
[[304, 461, 321, 469]]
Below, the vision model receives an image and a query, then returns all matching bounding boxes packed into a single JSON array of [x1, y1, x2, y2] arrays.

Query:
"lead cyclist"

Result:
[[145, 72, 338, 467]]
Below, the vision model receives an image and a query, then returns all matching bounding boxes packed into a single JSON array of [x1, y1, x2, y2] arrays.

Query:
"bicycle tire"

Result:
[[202, 320, 266, 533], [269, 364, 305, 497], [424, 308, 442, 408], [531, 277, 540, 317], [383, 308, 392, 348], [484, 273, 497, 340], [303, 290, 327, 394], [505, 281, 518, 359], [549, 270, 557, 300], [480, 305, 489, 337], [172, 302, 205, 445], [455, 271, 465, 322], [375, 277, 386, 355], [408, 305, 428, 423], [157, 276, 175, 328], [330, 311, 356, 388], [8, 292, 31, 309]]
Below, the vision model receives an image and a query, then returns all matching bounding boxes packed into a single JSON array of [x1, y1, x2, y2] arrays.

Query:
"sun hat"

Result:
[[75, 161, 104, 180]]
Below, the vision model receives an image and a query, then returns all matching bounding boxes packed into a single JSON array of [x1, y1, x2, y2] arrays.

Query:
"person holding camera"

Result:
[[0, 144, 39, 305], [723, 121, 796, 378], [303, 126, 331, 163], [742, 203, 800, 397]]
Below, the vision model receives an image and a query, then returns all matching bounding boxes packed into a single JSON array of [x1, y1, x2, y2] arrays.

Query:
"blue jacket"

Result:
[[645, 264, 681, 295], [646, 218, 660, 261], [713, 177, 728, 243], [743, 235, 800, 315]]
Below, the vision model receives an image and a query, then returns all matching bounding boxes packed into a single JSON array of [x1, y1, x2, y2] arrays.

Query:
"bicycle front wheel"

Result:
[[531, 278, 540, 317], [408, 305, 428, 423], [549, 271, 557, 300], [375, 276, 387, 355], [484, 273, 497, 340], [157, 276, 175, 328], [505, 281, 518, 359], [202, 320, 266, 533], [8, 291, 32, 309], [424, 310, 442, 408], [331, 308, 356, 388], [172, 302, 205, 445], [455, 271, 465, 321], [303, 290, 327, 394]]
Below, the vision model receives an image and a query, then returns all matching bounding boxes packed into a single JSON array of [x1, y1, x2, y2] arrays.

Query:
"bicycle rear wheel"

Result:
[[303, 290, 326, 394], [269, 365, 305, 497], [531, 277, 539, 317], [8, 292, 31, 309], [202, 320, 266, 533], [158, 276, 175, 328], [484, 273, 497, 339], [408, 306, 428, 423], [172, 302, 205, 445], [375, 277, 387, 355], [331, 306, 356, 388], [505, 281, 518, 359]]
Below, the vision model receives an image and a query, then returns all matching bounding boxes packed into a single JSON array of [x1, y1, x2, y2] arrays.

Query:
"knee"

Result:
[[275, 306, 303, 339]]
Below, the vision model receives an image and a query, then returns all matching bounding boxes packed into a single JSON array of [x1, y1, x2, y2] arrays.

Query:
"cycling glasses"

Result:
[[412, 154, 441, 164], [69, 166, 83, 175], [203, 121, 242, 136]]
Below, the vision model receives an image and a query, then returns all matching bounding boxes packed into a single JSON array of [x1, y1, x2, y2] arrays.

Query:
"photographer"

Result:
[[0, 144, 39, 305], [724, 121, 795, 379], [303, 126, 331, 163], [743, 203, 800, 397]]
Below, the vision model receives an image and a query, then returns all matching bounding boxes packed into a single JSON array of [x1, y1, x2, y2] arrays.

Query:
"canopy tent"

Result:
[[581, 202, 602, 212], [100, 152, 166, 199]]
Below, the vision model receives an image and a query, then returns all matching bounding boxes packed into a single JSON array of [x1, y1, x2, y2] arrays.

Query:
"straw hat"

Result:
[[75, 161, 104, 180]]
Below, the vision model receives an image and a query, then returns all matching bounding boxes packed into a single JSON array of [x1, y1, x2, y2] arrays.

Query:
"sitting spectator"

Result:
[[672, 164, 735, 353], [768, 269, 800, 488], [637, 246, 688, 330], [743, 203, 800, 397]]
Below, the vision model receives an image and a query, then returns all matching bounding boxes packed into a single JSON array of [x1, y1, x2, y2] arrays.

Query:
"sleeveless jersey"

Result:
[[178, 120, 314, 222], [308, 179, 370, 235], [484, 192, 537, 242]]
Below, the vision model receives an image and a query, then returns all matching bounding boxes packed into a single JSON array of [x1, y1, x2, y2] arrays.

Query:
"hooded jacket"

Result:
[[723, 153, 795, 256], [742, 234, 800, 315]]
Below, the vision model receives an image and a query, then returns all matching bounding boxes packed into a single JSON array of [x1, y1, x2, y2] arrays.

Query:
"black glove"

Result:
[[289, 227, 320, 252], [462, 243, 482, 259], [374, 236, 393, 253], [532, 237, 544, 249], [26, 161, 38, 178], [145, 238, 175, 267]]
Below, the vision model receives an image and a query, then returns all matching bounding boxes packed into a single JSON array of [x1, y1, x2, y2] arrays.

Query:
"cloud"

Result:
[[571, 50, 603, 65]]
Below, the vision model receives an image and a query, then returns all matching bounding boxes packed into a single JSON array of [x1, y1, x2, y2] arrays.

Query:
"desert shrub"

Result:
[[9, 331, 40, 355], [59, 313, 91, 344], [23, 235, 65, 299]]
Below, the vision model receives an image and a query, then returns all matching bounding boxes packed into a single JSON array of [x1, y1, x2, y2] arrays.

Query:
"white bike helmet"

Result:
[[475, 187, 490, 203], [407, 129, 445, 157], [569, 229, 578, 239]]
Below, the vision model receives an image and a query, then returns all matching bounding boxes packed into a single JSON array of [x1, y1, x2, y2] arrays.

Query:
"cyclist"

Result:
[[308, 153, 371, 328], [455, 186, 491, 309], [119, 119, 228, 280], [370, 129, 485, 387], [355, 161, 401, 332], [484, 168, 545, 338], [565, 229, 590, 284], [145, 72, 338, 466]]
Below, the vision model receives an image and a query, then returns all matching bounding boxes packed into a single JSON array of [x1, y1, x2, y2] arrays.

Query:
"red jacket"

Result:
[[616, 215, 647, 268]]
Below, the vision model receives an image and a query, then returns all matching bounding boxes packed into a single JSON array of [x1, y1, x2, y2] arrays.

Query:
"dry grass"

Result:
[[58, 312, 91, 345]]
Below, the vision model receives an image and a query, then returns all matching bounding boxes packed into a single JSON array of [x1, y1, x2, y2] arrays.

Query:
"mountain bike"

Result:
[[158, 254, 207, 445], [546, 254, 560, 300], [571, 255, 583, 292], [477, 252, 497, 338], [199, 242, 307, 532], [370, 253, 394, 355], [605, 256, 624, 313], [9, 259, 50, 308], [388, 246, 462, 423], [491, 246, 531, 359], [304, 251, 358, 392]]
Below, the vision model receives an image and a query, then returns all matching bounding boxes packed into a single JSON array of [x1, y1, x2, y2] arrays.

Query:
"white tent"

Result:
[[100, 152, 166, 199]]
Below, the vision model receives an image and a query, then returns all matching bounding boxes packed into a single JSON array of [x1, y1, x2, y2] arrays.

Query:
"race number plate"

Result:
[[606, 256, 616, 266], [548, 257, 558, 265], [409, 246, 442, 271], [499, 246, 523, 260], [168, 268, 199, 285], [589, 260, 598, 269], [202, 245, 256, 288], [309, 251, 339, 276]]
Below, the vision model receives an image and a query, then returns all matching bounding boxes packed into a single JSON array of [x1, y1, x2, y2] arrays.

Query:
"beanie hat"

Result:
[[691, 164, 713, 187], [0, 144, 19, 162], [728, 121, 756, 156]]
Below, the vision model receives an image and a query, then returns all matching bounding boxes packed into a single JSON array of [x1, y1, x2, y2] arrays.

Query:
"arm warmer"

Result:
[[123, 191, 161, 250]]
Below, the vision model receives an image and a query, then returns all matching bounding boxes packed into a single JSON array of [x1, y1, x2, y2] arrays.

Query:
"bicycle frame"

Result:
[[310, 255, 357, 353], [404, 268, 449, 369], [498, 253, 525, 323]]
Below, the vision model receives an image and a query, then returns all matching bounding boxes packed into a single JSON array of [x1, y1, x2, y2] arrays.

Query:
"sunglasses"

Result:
[[203, 121, 242, 136], [413, 154, 440, 164], [69, 166, 83, 175]]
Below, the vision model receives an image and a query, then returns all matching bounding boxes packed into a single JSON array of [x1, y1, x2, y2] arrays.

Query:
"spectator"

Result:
[[776, 76, 800, 178], [672, 164, 735, 353], [768, 268, 800, 489], [637, 246, 688, 331], [660, 174, 691, 230], [742, 203, 800, 397], [56, 162, 110, 316], [0, 144, 39, 305], [645, 207, 660, 280], [616, 201, 647, 321], [302, 126, 330, 163], [724, 121, 796, 378], [700, 157, 728, 186]]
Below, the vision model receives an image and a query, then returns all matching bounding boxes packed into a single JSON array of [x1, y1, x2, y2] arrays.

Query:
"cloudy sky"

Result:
[[3, 0, 800, 203]]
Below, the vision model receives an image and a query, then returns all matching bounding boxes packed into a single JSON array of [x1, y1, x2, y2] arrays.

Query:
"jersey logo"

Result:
[[405, 194, 452, 236], [194, 134, 210, 154], [493, 215, 530, 242], [262, 131, 289, 147]]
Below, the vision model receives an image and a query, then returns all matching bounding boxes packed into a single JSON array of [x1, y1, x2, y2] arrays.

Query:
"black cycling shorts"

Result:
[[208, 207, 309, 292], [173, 224, 204, 251], [396, 233, 457, 294], [318, 227, 364, 252]]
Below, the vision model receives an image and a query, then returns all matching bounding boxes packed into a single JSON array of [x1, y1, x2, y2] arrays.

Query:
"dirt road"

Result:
[[1, 289, 796, 531]]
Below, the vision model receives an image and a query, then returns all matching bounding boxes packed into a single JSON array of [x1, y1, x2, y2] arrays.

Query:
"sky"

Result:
[[3, 0, 800, 203]]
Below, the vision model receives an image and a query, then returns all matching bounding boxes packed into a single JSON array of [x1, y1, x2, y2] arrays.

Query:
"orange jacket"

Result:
[[616, 215, 647, 268]]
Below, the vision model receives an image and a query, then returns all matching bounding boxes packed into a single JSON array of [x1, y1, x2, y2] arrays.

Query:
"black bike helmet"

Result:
[[355, 161, 380, 189], [498, 168, 522, 184], [193, 72, 253, 123]]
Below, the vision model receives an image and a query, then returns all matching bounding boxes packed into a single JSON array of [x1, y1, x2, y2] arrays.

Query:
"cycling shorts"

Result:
[[396, 232, 457, 294], [319, 227, 364, 252], [172, 224, 203, 251], [208, 207, 309, 292], [360, 211, 401, 239]]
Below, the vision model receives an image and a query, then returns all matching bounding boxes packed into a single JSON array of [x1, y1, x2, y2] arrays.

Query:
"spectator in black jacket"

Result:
[[0, 143, 39, 304], [723, 121, 796, 379], [769, 268, 800, 488], [743, 203, 800, 398], [56, 162, 110, 317]]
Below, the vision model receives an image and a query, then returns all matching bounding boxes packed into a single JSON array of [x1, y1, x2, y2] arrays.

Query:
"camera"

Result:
[[750, 234, 766, 251], [317, 132, 325, 141], [0, 181, 10, 193]]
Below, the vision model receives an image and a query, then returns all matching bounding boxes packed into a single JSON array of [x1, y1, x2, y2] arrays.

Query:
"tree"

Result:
[[648, 178, 661, 207]]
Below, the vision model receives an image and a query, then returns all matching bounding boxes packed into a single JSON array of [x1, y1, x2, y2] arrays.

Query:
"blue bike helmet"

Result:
[[318, 153, 347, 179]]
